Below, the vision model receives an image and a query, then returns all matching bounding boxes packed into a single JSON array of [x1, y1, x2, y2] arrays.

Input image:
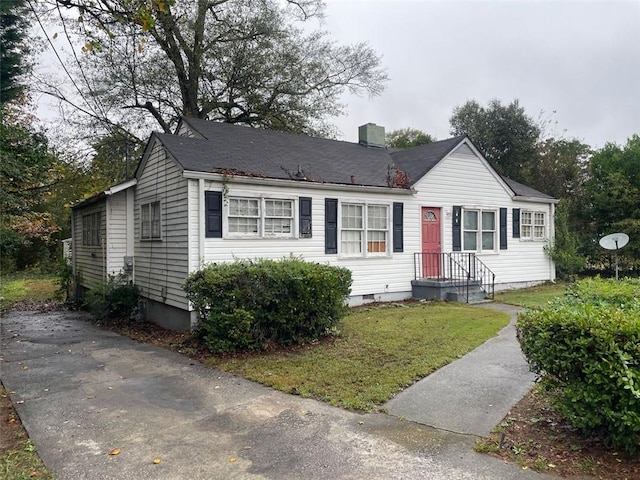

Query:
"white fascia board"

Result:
[[105, 178, 137, 195], [514, 195, 560, 204], [182, 171, 413, 196]]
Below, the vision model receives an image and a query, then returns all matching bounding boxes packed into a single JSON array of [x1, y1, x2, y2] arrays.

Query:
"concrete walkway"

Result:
[[386, 303, 538, 436], [0, 306, 557, 480]]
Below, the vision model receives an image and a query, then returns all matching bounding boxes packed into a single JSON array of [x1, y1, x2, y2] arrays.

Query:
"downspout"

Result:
[[549, 202, 556, 281], [70, 209, 78, 302], [198, 179, 205, 262]]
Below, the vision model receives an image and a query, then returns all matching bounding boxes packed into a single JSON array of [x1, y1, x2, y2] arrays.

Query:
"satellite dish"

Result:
[[599, 232, 629, 250], [599, 232, 629, 280]]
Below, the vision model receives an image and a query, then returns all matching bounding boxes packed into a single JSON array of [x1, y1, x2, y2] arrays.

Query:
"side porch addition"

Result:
[[412, 252, 495, 303]]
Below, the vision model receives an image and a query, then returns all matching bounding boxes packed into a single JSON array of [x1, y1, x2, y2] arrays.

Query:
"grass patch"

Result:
[[494, 282, 568, 308], [0, 274, 58, 309], [1, 385, 55, 480], [208, 302, 509, 411], [0, 440, 55, 480]]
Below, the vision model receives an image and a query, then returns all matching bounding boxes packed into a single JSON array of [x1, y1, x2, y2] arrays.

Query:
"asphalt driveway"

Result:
[[0, 308, 559, 480]]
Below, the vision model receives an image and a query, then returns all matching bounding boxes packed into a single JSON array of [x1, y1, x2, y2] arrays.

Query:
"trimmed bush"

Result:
[[184, 258, 352, 353], [517, 277, 640, 454]]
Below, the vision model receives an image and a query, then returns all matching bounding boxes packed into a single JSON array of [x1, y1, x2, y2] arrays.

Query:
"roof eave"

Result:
[[513, 195, 559, 204], [182, 171, 413, 195], [105, 178, 137, 195]]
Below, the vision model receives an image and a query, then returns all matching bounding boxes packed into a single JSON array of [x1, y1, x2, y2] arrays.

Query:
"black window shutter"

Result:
[[499, 207, 508, 250], [393, 202, 404, 252], [512, 208, 521, 238], [452, 205, 462, 251], [325, 198, 338, 254], [299, 197, 312, 238], [205, 191, 222, 238]]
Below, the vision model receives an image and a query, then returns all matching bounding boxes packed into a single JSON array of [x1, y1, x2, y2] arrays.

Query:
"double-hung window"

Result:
[[521, 211, 546, 240], [264, 199, 293, 235], [463, 209, 496, 251], [227, 197, 294, 237], [340, 203, 389, 256], [141, 201, 161, 240]]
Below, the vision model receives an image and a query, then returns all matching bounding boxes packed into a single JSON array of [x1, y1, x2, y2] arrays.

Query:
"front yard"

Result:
[[2, 277, 638, 479], [207, 302, 509, 411]]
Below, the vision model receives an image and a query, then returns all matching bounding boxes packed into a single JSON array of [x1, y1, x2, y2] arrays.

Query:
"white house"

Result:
[[71, 118, 557, 330]]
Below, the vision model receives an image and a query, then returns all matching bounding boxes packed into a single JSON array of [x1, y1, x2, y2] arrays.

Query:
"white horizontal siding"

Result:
[[134, 143, 190, 310], [72, 203, 106, 289], [135, 138, 555, 313], [201, 180, 415, 298], [410, 148, 555, 285], [105, 190, 131, 276]]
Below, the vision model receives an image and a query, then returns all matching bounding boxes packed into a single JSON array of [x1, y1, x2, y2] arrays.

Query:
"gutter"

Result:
[[181, 171, 413, 195], [513, 195, 560, 204]]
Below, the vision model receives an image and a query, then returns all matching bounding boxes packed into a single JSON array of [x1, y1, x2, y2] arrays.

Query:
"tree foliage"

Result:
[[44, 0, 387, 141], [0, 0, 30, 104], [545, 199, 585, 280], [449, 99, 540, 182], [585, 135, 640, 268], [386, 127, 435, 149], [0, 107, 64, 271]]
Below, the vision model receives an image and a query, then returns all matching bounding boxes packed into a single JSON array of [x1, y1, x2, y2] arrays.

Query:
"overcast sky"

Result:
[[321, 0, 640, 149]]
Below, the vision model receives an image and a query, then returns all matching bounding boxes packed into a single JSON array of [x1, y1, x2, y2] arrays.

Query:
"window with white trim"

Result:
[[340, 203, 389, 256], [463, 209, 496, 251], [141, 201, 161, 240], [82, 212, 101, 246], [521, 211, 546, 240], [227, 197, 294, 237]]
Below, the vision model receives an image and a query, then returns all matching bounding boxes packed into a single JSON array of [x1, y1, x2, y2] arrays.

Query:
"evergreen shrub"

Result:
[[517, 277, 640, 453], [184, 258, 352, 353], [84, 274, 140, 320]]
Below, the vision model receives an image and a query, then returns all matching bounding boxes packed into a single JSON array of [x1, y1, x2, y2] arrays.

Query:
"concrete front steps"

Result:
[[411, 279, 492, 304]]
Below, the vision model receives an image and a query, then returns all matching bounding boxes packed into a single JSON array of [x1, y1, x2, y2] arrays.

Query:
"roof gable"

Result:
[[133, 118, 555, 202], [389, 136, 466, 185]]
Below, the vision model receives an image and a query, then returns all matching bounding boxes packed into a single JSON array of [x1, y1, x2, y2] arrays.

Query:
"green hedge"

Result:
[[184, 258, 352, 353], [517, 277, 640, 454]]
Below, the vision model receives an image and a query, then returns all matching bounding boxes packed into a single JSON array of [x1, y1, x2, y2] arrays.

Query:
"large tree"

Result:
[[386, 127, 435, 149], [0, 0, 30, 104], [40, 0, 387, 142], [449, 99, 540, 182], [0, 107, 64, 271], [585, 135, 640, 268]]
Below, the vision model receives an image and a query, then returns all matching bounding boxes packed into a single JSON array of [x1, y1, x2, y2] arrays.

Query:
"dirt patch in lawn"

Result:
[[477, 387, 640, 479], [0, 383, 26, 454]]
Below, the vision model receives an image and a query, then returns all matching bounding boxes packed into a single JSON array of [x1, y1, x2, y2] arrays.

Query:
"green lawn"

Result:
[[494, 282, 568, 309], [0, 274, 58, 309], [208, 302, 509, 411]]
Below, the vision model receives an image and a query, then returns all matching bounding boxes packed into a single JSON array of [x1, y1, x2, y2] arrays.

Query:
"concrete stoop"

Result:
[[412, 279, 491, 304]]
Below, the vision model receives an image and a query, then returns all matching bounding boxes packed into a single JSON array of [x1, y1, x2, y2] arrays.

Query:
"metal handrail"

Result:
[[413, 252, 495, 302]]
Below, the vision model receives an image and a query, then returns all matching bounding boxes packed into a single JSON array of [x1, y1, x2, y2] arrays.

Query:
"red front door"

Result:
[[421, 207, 441, 278]]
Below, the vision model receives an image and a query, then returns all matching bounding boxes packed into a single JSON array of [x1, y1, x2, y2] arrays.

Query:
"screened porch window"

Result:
[[82, 212, 101, 246]]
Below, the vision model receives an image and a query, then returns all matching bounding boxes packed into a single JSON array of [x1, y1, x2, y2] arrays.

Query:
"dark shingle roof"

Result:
[[169, 119, 393, 187], [145, 118, 555, 201], [389, 136, 467, 185], [501, 176, 555, 200]]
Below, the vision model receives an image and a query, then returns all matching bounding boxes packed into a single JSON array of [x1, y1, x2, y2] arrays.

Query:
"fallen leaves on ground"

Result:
[[478, 388, 640, 479]]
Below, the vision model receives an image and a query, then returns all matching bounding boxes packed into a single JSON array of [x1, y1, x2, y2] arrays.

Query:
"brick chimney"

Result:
[[358, 123, 385, 148]]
